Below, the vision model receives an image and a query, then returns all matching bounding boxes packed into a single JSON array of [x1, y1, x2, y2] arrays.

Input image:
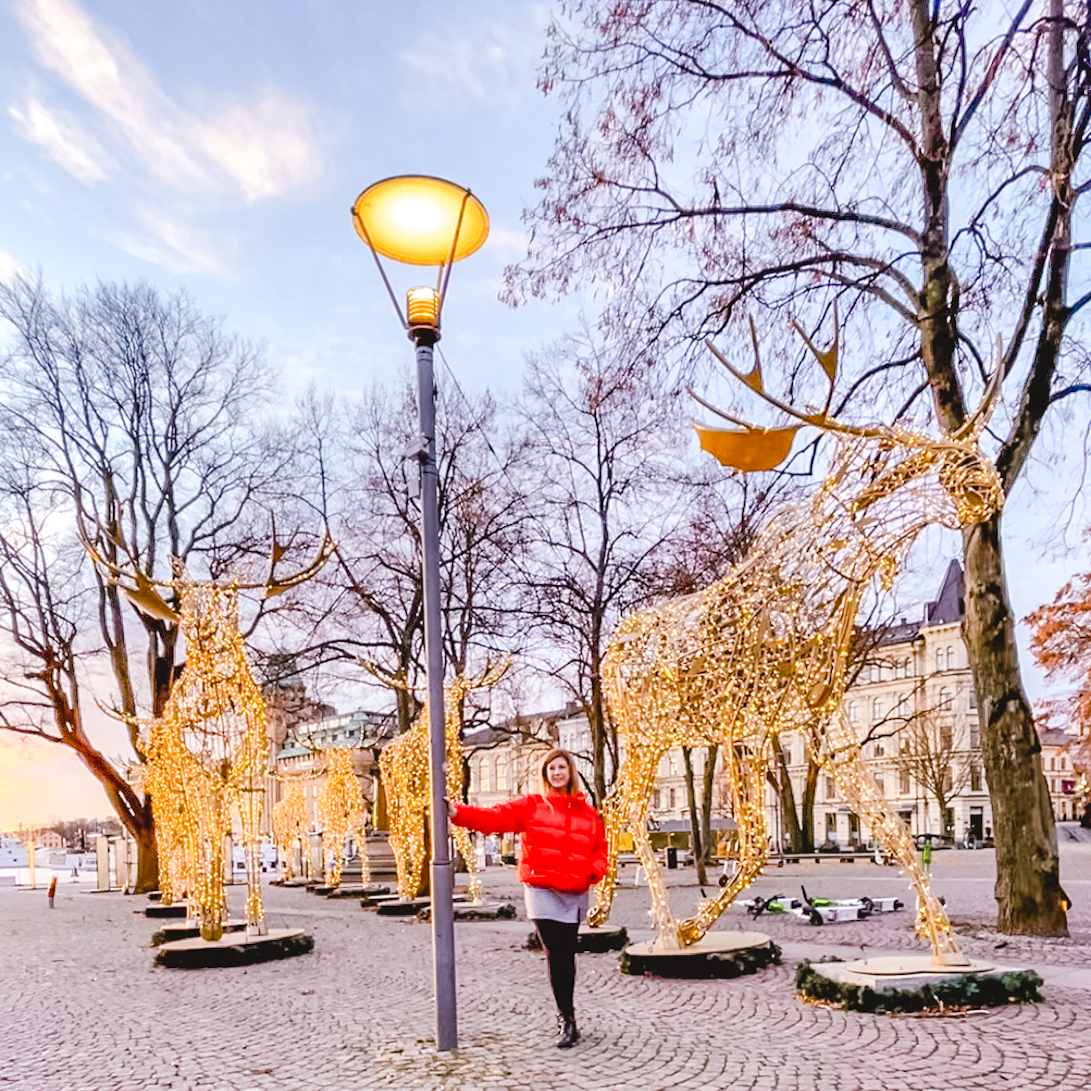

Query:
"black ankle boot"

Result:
[[557, 1018, 580, 1048]]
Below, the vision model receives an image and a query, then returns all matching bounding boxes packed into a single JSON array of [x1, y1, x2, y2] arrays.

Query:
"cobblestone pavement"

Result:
[[2, 845, 1090, 1090]]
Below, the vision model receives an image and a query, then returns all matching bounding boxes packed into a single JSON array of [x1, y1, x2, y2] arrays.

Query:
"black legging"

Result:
[[533, 918, 580, 1021]]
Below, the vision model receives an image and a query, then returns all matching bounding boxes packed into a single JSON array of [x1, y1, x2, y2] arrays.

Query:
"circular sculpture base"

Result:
[[376, 897, 431, 917], [527, 923, 629, 953], [797, 956, 1044, 1013], [154, 927, 314, 969], [144, 902, 188, 919], [152, 919, 247, 946], [621, 931, 780, 978]]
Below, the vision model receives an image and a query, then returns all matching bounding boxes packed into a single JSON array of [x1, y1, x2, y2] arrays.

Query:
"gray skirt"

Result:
[[524, 883, 588, 924]]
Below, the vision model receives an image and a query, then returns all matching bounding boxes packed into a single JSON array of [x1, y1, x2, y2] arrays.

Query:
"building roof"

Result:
[[924, 559, 964, 626], [1038, 728, 1078, 748], [874, 560, 964, 648]]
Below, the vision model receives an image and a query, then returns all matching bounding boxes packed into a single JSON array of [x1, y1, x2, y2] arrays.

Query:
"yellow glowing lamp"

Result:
[[352, 176, 490, 339], [406, 286, 442, 330], [352, 176, 489, 265]]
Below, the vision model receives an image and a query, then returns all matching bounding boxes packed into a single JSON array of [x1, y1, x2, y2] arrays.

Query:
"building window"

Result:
[[652, 789, 661, 811], [970, 765, 982, 792], [873, 697, 884, 722], [900, 770, 911, 794], [495, 758, 508, 791], [1050, 756, 1056, 771], [905, 657, 913, 677], [479, 758, 491, 793], [874, 773, 885, 795], [825, 776, 837, 800], [668, 787, 676, 810], [873, 739, 885, 758], [1061, 756, 1067, 770], [968, 686, 977, 710], [936, 647, 945, 672], [870, 663, 880, 683], [848, 700, 858, 722], [938, 687, 952, 711], [970, 723, 980, 749]]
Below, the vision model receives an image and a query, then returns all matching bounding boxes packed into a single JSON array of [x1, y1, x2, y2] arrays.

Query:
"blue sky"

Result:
[[0, 0, 582, 826], [0, 0, 573, 401], [0, 0, 1083, 827]]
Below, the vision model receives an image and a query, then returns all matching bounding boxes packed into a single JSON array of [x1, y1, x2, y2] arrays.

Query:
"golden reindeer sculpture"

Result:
[[92, 530, 334, 941], [379, 662, 510, 902], [318, 746, 368, 886], [272, 781, 309, 881], [587, 317, 1003, 965]]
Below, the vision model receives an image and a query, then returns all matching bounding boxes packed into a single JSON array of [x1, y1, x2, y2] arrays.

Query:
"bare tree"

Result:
[[515, 333, 699, 803], [285, 380, 530, 736], [0, 277, 281, 891], [891, 714, 973, 839], [505, 0, 1085, 934]]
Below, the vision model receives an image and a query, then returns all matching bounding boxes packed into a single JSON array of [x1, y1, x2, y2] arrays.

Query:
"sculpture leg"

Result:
[[610, 748, 680, 948], [677, 735, 771, 946], [821, 710, 966, 965], [358, 828, 370, 886], [453, 826, 482, 902], [586, 777, 626, 927]]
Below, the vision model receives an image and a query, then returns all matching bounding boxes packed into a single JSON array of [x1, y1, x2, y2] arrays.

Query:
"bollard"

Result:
[[48, 876, 57, 908]]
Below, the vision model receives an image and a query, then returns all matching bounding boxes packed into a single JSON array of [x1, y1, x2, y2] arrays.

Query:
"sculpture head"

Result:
[[691, 310, 1004, 531]]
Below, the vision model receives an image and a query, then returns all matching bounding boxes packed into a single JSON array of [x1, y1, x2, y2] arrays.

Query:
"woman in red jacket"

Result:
[[448, 748, 607, 1049]]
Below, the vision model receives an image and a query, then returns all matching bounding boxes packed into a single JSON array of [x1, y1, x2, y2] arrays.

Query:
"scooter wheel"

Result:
[[808, 909, 823, 926], [718, 874, 729, 888]]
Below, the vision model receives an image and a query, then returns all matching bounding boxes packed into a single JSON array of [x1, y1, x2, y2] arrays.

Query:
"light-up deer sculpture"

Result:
[[379, 662, 510, 903], [587, 317, 1003, 965], [93, 531, 334, 941]]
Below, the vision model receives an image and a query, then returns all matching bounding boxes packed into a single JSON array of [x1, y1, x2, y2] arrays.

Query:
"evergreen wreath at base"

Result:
[[155, 932, 315, 969], [795, 958, 1043, 1014], [619, 939, 782, 978]]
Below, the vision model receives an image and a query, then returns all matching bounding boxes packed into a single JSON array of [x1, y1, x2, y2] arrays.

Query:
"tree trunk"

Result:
[[682, 747, 707, 885], [964, 513, 1068, 934], [801, 758, 818, 853], [701, 744, 718, 863], [772, 744, 806, 853]]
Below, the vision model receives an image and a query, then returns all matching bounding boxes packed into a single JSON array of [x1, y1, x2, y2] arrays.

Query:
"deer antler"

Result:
[[79, 523, 180, 622], [692, 306, 844, 471], [258, 518, 336, 599]]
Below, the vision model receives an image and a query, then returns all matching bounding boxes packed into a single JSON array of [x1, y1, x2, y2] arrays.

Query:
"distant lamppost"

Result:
[[351, 175, 489, 1053]]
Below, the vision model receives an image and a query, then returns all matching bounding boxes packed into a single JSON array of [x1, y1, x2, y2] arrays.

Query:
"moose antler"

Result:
[[691, 307, 1003, 471], [81, 512, 335, 621]]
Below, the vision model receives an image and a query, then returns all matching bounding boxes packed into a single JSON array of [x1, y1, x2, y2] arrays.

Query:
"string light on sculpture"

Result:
[[272, 782, 308, 882], [87, 531, 335, 943], [317, 747, 368, 886], [588, 317, 1004, 965], [379, 663, 509, 904]]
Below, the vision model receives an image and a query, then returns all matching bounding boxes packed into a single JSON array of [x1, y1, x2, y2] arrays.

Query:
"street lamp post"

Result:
[[351, 175, 489, 1053]]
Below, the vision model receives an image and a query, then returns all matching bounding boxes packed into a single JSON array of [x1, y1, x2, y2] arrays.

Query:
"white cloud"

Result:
[[0, 250, 23, 284], [116, 210, 239, 278], [10, 97, 112, 183], [13, 0, 321, 202], [397, 10, 550, 112]]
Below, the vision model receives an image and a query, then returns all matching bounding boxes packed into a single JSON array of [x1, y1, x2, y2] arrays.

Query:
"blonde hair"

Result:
[[539, 748, 578, 795]]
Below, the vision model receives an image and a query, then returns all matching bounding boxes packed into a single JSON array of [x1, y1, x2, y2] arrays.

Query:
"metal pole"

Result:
[[413, 328, 458, 1052]]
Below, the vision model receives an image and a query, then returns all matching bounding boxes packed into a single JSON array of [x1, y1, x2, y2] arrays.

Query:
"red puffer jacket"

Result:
[[450, 792, 608, 895]]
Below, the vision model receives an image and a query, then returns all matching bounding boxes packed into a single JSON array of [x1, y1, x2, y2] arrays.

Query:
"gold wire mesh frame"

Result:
[[139, 578, 270, 942], [378, 663, 509, 903], [587, 323, 1004, 965], [318, 747, 368, 886]]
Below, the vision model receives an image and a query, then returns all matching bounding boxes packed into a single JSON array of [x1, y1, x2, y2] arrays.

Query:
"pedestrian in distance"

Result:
[[447, 748, 608, 1049]]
